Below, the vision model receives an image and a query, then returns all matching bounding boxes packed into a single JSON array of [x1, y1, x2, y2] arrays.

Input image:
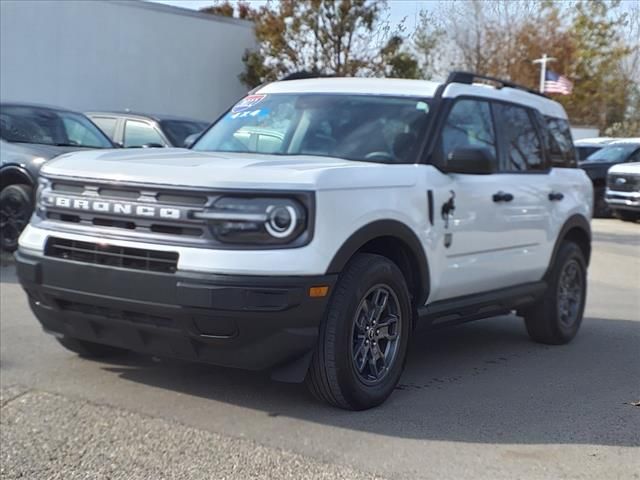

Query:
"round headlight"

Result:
[[265, 205, 297, 238]]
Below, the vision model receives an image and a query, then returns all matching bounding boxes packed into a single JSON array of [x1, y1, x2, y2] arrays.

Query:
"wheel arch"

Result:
[[546, 214, 592, 278], [326, 220, 430, 306], [0, 165, 35, 191]]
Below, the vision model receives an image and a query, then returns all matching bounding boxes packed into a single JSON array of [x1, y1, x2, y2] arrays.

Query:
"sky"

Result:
[[148, 0, 438, 31]]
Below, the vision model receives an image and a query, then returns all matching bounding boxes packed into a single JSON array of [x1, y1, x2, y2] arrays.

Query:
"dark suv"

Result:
[[580, 140, 640, 217], [0, 103, 115, 251], [86, 112, 208, 148]]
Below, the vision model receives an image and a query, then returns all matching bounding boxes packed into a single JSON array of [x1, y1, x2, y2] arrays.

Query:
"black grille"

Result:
[[45, 237, 178, 273], [608, 174, 639, 192]]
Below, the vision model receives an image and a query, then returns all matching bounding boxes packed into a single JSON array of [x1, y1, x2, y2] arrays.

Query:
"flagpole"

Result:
[[533, 54, 556, 93]]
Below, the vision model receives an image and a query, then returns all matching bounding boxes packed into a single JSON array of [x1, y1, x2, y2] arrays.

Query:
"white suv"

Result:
[[16, 72, 593, 410]]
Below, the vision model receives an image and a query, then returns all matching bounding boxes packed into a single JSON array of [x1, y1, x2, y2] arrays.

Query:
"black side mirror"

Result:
[[183, 133, 199, 149], [445, 147, 495, 174]]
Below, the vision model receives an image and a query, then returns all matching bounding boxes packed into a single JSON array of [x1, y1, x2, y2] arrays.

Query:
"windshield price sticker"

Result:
[[232, 94, 267, 113]]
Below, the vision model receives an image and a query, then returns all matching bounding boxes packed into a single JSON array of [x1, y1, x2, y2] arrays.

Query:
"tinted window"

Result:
[[160, 120, 208, 147], [91, 117, 118, 140], [194, 94, 431, 164], [583, 144, 640, 164], [0, 105, 112, 148], [435, 99, 496, 167], [544, 116, 577, 167], [124, 120, 165, 148], [497, 104, 544, 171], [576, 146, 602, 161]]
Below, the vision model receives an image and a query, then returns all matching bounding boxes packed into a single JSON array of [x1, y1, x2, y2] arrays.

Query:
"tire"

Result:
[[56, 336, 128, 358], [613, 210, 640, 222], [0, 183, 33, 252], [306, 253, 412, 410], [593, 186, 610, 218], [522, 242, 587, 345]]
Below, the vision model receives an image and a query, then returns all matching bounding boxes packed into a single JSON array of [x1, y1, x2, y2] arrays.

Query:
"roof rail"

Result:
[[446, 71, 548, 98]]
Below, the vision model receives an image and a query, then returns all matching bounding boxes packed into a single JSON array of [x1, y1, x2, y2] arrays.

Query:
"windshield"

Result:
[[160, 119, 208, 147], [193, 94, 432, 163], [582, 144, 639, 163], [0, 105, 113, 148]]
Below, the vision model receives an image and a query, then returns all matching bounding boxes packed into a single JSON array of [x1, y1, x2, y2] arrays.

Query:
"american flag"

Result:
[[544, 70, 573, 95]]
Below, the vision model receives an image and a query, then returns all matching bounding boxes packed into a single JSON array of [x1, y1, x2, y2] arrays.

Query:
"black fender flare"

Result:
[[326, 219, 431, 305], [545, 214, 592, 278], [0, 164, 35, 190]]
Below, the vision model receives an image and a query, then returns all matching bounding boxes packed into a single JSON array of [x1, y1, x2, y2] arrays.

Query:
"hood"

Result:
[[608, 162, 640, 176], [40, 148, 418, 191], [1, 141, 99, 169], [11, 142, 88, 159]]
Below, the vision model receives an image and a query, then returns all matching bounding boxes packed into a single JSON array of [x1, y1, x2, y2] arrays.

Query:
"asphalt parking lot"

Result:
[[1, 219, 639, 480]]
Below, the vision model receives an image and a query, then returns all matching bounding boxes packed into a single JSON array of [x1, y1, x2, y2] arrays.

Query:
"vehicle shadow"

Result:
[[103, 314, 640, 447]]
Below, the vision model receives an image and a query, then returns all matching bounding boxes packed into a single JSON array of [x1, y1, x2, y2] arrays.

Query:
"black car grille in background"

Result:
[[607, 174, 639, 192], [45, 237, 179, 273]]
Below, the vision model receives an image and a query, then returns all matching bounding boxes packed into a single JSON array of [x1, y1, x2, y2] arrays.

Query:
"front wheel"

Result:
[[306, 253, 412, 410], [0, 184, 33, 252], [522, 242, 587, 345]]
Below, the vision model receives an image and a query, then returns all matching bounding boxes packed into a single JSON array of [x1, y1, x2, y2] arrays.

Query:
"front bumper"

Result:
[[16, 251, 337, 373], [605, 190, 640, 212]]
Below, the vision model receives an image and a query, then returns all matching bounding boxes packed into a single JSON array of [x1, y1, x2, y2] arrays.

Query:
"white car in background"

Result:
[[606, 161, 640, 222]]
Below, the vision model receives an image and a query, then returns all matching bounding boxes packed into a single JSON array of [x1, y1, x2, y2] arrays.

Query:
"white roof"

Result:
[[258, 77, 441, 97], [610, 138, 640, 144], [257, 77, 568, 119], [575, 137, 615, 145]]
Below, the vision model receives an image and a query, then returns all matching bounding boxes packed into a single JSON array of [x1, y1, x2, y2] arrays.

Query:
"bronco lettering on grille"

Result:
[[43, 195, 182, 219]]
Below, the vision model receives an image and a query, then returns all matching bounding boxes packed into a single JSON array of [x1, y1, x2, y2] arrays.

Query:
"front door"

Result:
[[426, 98, 548, 302]]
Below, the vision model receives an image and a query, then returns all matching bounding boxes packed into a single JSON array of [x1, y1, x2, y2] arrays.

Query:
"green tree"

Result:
[[380, 36, 420, 79], [561, 0, 631, 130], [220, 0, 416, 88]]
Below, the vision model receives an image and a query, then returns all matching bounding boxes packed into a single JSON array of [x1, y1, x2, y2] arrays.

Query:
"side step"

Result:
[[417, 281, 547, 330]]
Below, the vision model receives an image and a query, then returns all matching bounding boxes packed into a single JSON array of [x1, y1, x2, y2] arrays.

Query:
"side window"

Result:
[[436, 99, 497, 167], [124, 120, 165, 148], [543, 116, 577, 168], [496, 104, 545, 171], [91, 116, 117, 140], [61, 117, 105, 147], [628, 149, 640, 162]]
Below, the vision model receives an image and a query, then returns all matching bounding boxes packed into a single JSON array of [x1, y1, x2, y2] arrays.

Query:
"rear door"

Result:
[[491, 102, 553, 284]]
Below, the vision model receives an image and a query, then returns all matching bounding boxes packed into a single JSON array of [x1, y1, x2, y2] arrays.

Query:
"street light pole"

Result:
[[532, 53, 556, 93]]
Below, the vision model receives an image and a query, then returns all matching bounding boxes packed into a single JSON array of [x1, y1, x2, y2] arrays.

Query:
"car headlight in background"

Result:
[[192, 196, 308, 245]]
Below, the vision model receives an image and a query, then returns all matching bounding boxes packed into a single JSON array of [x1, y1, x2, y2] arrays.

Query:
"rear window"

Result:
[[543, 116, 577, 167]]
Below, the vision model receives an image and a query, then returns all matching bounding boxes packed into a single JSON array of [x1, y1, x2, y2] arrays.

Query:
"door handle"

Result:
[[492, 191, 514, 203], [548, 192, 564, 201]]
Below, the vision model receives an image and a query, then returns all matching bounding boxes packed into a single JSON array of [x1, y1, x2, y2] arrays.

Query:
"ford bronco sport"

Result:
[[16, 72, 592, 410]]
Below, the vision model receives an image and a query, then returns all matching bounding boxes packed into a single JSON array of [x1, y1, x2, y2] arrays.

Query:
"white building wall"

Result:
[[0, 0, 255, 121]]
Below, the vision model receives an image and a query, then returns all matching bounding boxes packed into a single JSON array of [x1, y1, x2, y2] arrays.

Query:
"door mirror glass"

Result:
[[446, 147, 495, 174]]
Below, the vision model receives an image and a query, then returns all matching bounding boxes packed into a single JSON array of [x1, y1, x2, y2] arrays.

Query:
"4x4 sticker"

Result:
[[232, 94, 267, 113]]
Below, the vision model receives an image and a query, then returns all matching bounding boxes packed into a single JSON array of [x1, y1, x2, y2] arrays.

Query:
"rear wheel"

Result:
[[522, 242, 587, 345], [306, 253, 412, 410], [56, 336, 128, 358], [0, 184, 33, 252]]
